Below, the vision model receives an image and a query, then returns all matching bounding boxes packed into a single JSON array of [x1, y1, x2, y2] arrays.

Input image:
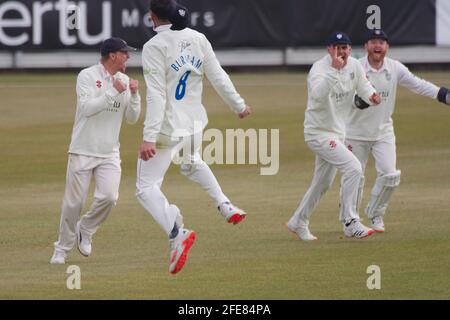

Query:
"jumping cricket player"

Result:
[[136, 0, 252, 274]]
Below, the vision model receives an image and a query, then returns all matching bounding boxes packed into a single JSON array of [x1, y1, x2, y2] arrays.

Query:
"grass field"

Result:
[[0, 70, 449, 300]]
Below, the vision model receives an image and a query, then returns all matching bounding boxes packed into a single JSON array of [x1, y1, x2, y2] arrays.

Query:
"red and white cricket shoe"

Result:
[[371, 216, 385, 233], [218, 202, 247, 225], [344, 219, 375, 239], [169, 228, 196, 274]]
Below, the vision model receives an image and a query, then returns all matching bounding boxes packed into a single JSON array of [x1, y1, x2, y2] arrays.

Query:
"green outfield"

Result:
[[0, 70, 449, 299]]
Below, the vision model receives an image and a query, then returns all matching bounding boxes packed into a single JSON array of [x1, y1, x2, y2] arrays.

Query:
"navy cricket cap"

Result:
[[100, 37, 136, 57], [366, 29, 388, 42], [171, 3, 189, 30], [327, 31, 352, 46]]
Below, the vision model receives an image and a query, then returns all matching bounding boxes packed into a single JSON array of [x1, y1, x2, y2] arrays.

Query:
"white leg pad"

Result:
[[366, 170, 401, 218]]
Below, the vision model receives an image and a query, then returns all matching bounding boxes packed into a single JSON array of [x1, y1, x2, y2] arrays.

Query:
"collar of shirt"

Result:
[[362, 55, 390, 73], [154, 24, 173, 33], [98, 63, 115, 80]]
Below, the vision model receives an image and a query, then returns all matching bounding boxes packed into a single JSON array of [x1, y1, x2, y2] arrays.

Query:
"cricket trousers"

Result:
[[136, 133, 229, 236], [289, 136, 363, 227], [54, 153, 121, 253], [345, 135, 400, 219]]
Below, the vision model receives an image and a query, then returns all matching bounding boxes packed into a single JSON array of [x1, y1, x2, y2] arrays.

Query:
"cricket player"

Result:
[[343, 29, 450, 232], [137, 0, 252, 274], [286, 32, 381, 241], [50, 37, 141, 264]]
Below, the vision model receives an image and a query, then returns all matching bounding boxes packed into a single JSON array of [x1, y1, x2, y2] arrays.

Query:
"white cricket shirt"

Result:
[[142, 25, 246, 142], [304, 55, 376, 141], [68, 63, 141, 157], [345, 56, 440, 141]]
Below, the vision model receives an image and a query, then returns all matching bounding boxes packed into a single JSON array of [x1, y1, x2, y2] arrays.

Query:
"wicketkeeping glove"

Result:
[[354, 94, 371, 109], [437, 87, 450, 105]]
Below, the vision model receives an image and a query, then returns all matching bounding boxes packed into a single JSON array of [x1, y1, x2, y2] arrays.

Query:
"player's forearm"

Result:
[[143, 94, 166, 142], [125, 93, 142, 124], [308, 72, 339, 101], [396, 62, 440, 99], [205, 61, 246, 113], [143, 122, 161, 143], [211, 76, 246, 113], [403, 77, 439, 99], [356, 77, 376, 106], [79, 87, 120, 117]]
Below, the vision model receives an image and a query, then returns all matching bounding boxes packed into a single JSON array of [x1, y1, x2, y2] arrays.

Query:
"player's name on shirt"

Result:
[[105, 101, 121, 113], [332, 91, 351, 104], [378, 90, 390, 101], [170, 54, 203, 72]]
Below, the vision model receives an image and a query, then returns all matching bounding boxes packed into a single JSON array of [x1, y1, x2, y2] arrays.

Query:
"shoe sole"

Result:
[[227, 213, 246, 225], [76, 222, 89, 257], [345, 229, 376, 239], [170, 231, 196, 275], [284, 222, 318, 241]]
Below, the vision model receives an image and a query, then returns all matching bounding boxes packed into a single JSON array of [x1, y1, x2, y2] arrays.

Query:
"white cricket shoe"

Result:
[[371, 216, 385, 233], [50, 249, 66, 264], [218, 202, 247, 225], [169, 228, 196, 274], [76, 220, 92, 257], [344, 219, 375, 239], [285, 221, 318, 241]]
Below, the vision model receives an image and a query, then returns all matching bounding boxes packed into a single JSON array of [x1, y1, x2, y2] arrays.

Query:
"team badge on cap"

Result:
[[327, 31, 351, 46], [366, 29, 388, 42]]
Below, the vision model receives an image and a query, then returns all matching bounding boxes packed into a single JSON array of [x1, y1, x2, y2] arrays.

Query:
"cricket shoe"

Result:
[[371, 216, 385, 233], [50, 249, 66, 264], [344, 219, 375, 239], [285, 221, 318, 241], [218, 202, 247, 225], [76, 220, 92, 257], [169, 228, 196, 274]]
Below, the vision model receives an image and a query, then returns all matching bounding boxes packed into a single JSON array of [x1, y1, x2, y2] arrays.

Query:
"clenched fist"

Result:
[[369, 92, 381, 105], [113, 77, 126, 93], [129, 79, 139, 95], [238, 105, 252, 119]]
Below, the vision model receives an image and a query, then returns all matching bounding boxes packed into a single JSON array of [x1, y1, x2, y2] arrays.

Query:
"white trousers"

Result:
[[345, 136, 396, 176], [136, 133, 229, 236], [289, 136, 363, 226], [345, 135, 398, 218], [54, 154, 121, 252]]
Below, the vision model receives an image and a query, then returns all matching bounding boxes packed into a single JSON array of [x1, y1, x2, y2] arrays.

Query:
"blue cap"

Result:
[[171, 4, 189, 30], [100, 37, 136, 57], [366, 29, 388, 42], [327, 32, 351, 46]]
